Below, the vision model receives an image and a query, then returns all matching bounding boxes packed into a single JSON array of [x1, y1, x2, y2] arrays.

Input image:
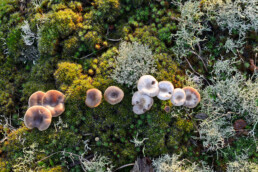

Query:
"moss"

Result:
[[175, 117, 194, 133], [3, 126, 81, 169], [0, 158, 10, 172], [154, 53, 184, 88], [62, 36, 80, 58], [93, 0, 121, 23], [0, 86, 15, 115], [39, 166, 67, 172], [83, 31, 102, 53], [6, 28, 24, 59], [38, 9, 82, 55], [54, 62, 83, 85], [220, 137, 257, 164]]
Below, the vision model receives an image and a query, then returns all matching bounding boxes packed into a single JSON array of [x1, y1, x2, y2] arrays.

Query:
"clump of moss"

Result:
[[54, 62, 83, 86], [62, 36, 80, 58], [38, 8, 82, 56], [6, 28, 24, 59], [93, 0, 121, 23], [154, 53, 184, 88], [2, 126, 81, 170]]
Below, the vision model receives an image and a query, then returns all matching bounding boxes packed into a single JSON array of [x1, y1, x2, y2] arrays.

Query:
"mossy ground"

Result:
[[0, 0, 257, 171]]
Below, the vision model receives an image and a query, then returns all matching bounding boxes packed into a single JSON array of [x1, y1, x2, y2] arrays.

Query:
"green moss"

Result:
[[220, 137, 257, 163], [62, 36, 80, 58], [39, 166, 67, 172], [54, 62, 83, 85], [0, 158, 10, 172], [0, 83, 15, 116], [3, 126, 80, 169], [175, 117, 194, 133], [94, 0, 121, 23], [38, 9, 82, 55], [6, 28, 24, 58]]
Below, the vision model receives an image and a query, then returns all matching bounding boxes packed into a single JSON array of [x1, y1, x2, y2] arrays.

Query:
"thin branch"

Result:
[[113, 163, 135, 172], [75, 51, 96, 59], [190, 50, 208, 71], [36, 151, 63, 163], [184, 57, 210, 85], [106, 38, 122, 42]]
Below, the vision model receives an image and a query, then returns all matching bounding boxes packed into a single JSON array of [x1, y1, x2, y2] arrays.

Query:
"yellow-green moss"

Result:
[[54, 62, 83, 85], [38, 9, 82, 55]]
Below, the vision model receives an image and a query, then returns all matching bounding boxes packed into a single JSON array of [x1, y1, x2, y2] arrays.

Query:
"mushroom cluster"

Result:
[[85, 86, 124, 108], [24, 90, 65, 131], [132, 75, 201, 114]]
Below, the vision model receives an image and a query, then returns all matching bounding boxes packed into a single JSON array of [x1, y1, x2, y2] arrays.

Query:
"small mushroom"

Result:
[[24, 106, 52, 131], [183, 87, 201, 108], [171, 88, 186, 106], [249, 59, 258, 73], [164, 106, 171, 113], [132, 91, 153, 115], [104, 86, 124, 105], [85, 88, 102, 108], [28, 91, 45, 107], [42, 90, 65, 117], [137, 75, 159, 97], [157, 81, 174, 100]]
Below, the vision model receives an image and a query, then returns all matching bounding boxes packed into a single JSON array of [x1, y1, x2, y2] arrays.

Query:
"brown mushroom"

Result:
[[249, 59, 258, 73], [183, 87, 201, 108], [164, 106, 171, 113], [85, 88, 102, 108], [42, 90, 65, 117], [104, 86, 124, 105], [24, 106, 52, 131], [28, 91, 45, 107]]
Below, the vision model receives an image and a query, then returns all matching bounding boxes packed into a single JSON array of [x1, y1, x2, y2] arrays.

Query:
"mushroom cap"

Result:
[[104, 86, 124, 105], [28, 91, 45, 107], [42, 90, 65, 117], [24, 106, 52, 131], [183, 87, 201, 108], [171, 88, 186, 106], [157, 81, 174, 100], [132, 91, 153, 115], [137, 75, 159, 97], [85, 88, 102, 108]]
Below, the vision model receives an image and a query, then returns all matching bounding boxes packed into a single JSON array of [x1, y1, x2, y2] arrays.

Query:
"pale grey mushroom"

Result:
[[132, 91, 153, 115], [157, 81, 174, 100], [171, 88, 186, 106], [183, 87, 201, 108], [137, 75, 159, 97]]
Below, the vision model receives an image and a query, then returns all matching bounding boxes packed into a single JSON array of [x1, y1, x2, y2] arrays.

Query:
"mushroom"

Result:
[[132, 91, 153, 115], [104, 86, 124, 105], [171, 88, 186, 106], [85, 88, 102, 108], [28, 91, 45, 107], [157, 81, 174, 100], [183, 87, 201, 108], [42, 90, 65, 117], [137, 75, 159, 97], [164, 106, 171, 113], [24, 106, 52, 131]]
